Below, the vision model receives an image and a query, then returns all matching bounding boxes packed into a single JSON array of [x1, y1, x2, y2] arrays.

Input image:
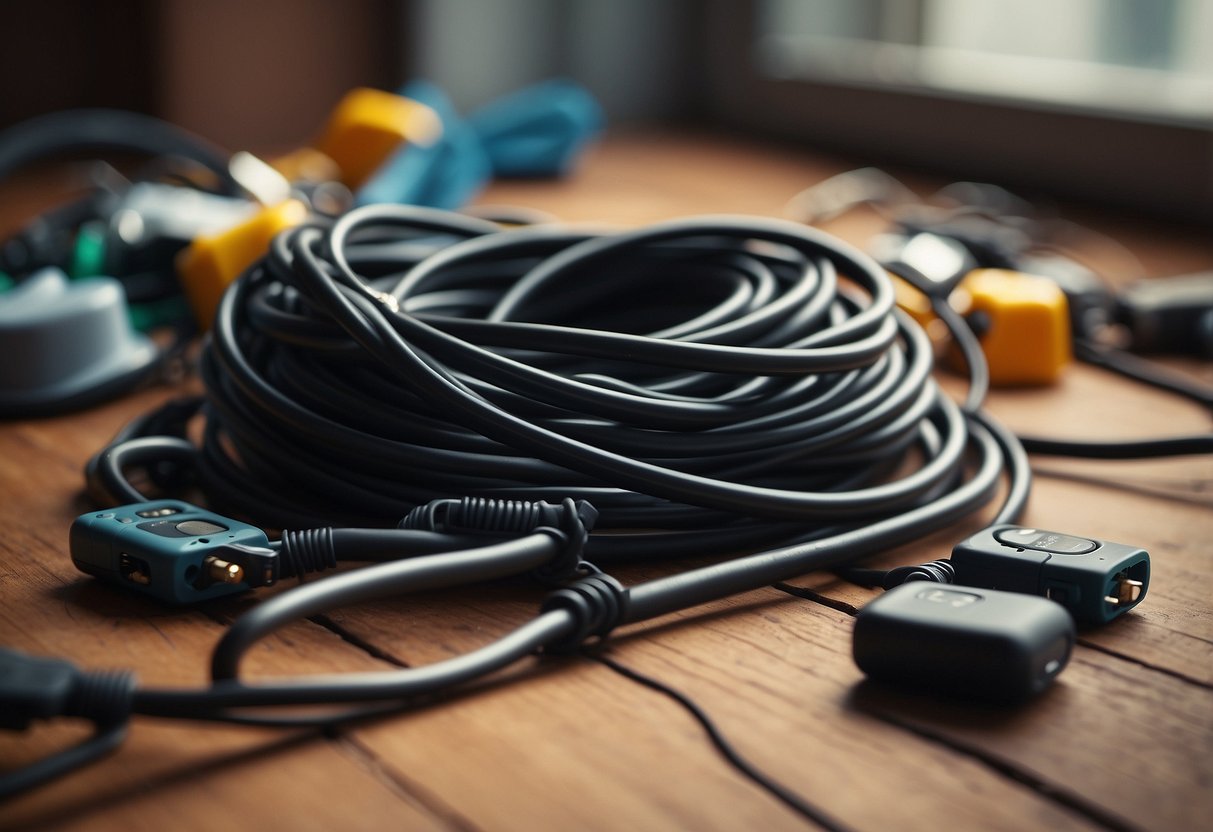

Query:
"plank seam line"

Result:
[[178, 608, 473, 828], [307, 613, 413, 669], [866, 709, 1146, 832], [1077, 638, 1212, 690], [199, 606, 411, 671], [771, 582, 860, 616], [335, 734, 486, 832]]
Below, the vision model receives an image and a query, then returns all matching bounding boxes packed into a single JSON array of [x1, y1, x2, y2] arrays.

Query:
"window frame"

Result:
[[699, 0, 1213, 223]]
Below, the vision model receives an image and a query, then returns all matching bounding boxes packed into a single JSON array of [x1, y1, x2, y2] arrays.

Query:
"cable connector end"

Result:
[[71, 501, 275, 604], [0, 649, 79, 731], [950, 525, 1150, 625], [0, 648, 136, 730]]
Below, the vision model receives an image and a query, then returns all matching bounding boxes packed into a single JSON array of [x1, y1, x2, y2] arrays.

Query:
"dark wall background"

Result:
[[0, 0, 401, 153]]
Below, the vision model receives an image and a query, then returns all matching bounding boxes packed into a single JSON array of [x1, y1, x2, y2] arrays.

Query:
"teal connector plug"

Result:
[[950, 525, 1149, 625], [70, 501, 277, 604]]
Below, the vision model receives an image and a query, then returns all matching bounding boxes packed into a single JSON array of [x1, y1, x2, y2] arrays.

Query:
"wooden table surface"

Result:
[[2, 132, 1211, 832]]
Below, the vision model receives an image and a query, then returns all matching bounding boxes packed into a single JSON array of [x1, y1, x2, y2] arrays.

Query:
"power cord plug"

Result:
[[950, 525, 1149, 625], [847, 526, 1150, 626], [71, 501, 278, 604], [0, 648, 135, 800]]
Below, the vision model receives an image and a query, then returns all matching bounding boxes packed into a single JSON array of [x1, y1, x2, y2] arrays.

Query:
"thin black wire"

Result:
[[0, 722, 128, 801], [1017, 432, 1213, 458], [592, 654, 854, 832], [1075, 339, 1213, 412], [926, 295, 1030, 524], [0, 109, 239, 193], [210, 533, 561, 680]]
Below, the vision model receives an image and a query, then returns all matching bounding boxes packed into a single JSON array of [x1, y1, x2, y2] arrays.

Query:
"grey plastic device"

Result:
[[0, 267, 158, 416], [853, 583, 1076, 703]]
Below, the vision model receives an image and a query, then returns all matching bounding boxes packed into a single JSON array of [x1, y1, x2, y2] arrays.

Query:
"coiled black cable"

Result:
[[75, 206, 1025, 672], [191, 206, 1000, 554], [8, 207, 1029, 801], [90, 205, 1020, 654]]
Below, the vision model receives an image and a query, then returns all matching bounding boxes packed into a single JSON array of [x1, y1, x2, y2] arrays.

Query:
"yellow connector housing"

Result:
[[176, 200, 308, 330], [314, 88, 442, 188], [958, 269, 1071, 385], [890, 269, 1071, 385]]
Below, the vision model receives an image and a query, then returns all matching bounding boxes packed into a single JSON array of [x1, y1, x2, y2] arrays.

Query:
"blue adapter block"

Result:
[[468, 79, 603, 177], [356, 81, 492, 210]]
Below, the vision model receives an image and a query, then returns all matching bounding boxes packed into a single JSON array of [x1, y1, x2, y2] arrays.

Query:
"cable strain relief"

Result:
[[398, 497, 599, 539], [881, 559, 957, 589], [540, 573, 629, 654], [448, 497, 546, 533], [279, 527, 338, 578], [66, 670, 136, 725], [531, 499, 599, 584], [400, 497, 549, 534]]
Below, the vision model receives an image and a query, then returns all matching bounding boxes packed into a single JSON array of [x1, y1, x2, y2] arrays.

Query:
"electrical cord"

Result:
[[195, 208, 985, 539], [119, 209, 1015, 668], [0, 109, 239, 196], [0, 722, 129, 802], [9, 200, 1201, 799], [86, 207, 1020, 599], [86, 206, 1024, 615], [1073, 338, 1213, 413], [9, 207, 1034, 800]]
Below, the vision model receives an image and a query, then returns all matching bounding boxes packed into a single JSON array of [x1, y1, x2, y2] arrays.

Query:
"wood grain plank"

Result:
[[606, 588, 1213, 832], [2, 728, 453, 832], [314, 585, 1105, 831], [2, 132, 1210, 832]]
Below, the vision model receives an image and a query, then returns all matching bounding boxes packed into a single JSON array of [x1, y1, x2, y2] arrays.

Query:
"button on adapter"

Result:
[[993, 527, 1098, 554], [174, 519, 228, 537]]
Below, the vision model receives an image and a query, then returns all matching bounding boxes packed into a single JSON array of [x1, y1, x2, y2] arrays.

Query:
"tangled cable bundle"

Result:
[[196, 204, 1005, 562], [11, 204, 1030, 802]]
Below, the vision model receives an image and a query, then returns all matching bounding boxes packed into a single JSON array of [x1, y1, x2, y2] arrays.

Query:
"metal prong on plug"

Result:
[[205, 557, 244, 585], [1106, 577, 1145, 607]]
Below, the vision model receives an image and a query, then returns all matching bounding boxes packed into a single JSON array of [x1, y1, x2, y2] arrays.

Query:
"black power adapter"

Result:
[[853, 583, 1075, 702]]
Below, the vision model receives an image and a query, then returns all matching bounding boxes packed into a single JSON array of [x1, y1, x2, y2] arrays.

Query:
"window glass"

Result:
[[758, 0, 1213, 124]]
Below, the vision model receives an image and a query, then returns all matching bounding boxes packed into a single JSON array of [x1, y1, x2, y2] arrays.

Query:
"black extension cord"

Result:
[[93, 204, 1031, 669], [11, 206, 1033, 800], [192, 206, 1016, 543], [79, 205, 1031, 705], [11, 203, 1203, 803]]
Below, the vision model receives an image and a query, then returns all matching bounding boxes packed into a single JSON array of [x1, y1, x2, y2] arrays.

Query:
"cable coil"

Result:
[[192, 205, 1005, 567], [7, 205, 1028, 802]]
